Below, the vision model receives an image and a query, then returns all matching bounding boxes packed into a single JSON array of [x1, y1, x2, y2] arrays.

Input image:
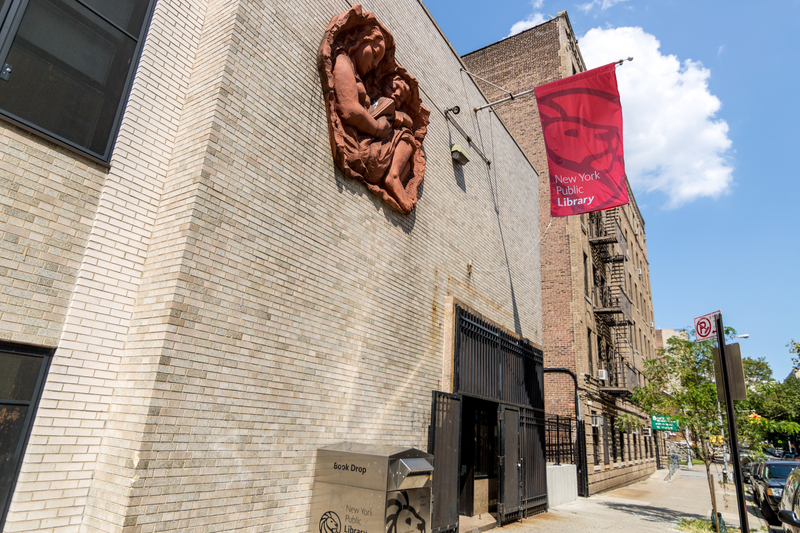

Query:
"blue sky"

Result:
[[422, 0, 800, 379]]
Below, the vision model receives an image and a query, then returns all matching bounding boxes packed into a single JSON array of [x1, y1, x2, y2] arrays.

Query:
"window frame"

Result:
[[0, 0, 157, 164], [0, 341, 54, 530]]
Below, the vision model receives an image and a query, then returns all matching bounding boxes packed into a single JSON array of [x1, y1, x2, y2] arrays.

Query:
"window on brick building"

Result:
[[0, 342, 53, 529], [587, 328, 594, 376], [583, 252, 590, 298], [592, 411, 601, 465], [0, 0, 157, 162]]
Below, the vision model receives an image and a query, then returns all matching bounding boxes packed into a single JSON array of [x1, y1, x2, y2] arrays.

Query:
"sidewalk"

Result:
[[493, 465, 774, 533]]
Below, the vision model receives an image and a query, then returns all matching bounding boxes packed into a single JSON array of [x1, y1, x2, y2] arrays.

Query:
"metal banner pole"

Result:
[[715, 313, 749, 533]]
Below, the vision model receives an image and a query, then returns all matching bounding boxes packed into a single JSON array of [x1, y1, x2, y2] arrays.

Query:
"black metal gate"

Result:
[[498, 405, 521, 524], [453, 305, 546, 522], [429, 391, 462, 533], [575, 420, 589, 497], [520, 408, 547, 515]]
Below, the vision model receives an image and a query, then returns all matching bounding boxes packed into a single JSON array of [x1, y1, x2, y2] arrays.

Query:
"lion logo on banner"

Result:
[[319, 511, 341, 533], [386, 491, 426, 532]]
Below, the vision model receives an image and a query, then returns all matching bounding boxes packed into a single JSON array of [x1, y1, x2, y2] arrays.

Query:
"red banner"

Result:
[[534, 63, 629, 217]]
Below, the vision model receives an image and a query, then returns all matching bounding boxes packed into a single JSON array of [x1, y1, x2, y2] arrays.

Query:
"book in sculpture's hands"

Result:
[[368, 97, 395, 119]]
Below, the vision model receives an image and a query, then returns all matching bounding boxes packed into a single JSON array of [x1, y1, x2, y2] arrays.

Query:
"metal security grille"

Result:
[[428, 392, 461, 533], [454, 305, 543, 409], [453, 305, 546, 521], [520, 408, 547, 515]]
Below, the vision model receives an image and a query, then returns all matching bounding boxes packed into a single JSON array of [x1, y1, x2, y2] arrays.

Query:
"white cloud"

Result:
[[579, 27, 734, 207], [508, 13, 548, 37], [579, 0, 629, 13], [530, 0, 545, 8]]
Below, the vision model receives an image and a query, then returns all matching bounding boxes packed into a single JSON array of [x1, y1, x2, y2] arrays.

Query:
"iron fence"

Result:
[[545, 415, 577, 465], [544, 415, 589, 496]]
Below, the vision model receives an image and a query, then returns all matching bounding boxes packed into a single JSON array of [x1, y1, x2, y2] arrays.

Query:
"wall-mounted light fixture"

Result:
[[451, 144, 470, 165]]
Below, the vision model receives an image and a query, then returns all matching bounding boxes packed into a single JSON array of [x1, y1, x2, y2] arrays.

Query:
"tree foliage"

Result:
[[632, 327, 800, 532], [789, 339, 800, 370], [632, 328, 727, 464], [741, 356, 772, 387]]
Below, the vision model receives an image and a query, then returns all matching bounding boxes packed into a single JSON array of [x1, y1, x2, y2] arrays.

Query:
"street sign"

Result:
[[694, 311, 720, 341], [713, 343, 747, 402], [651, 415, 679, 431]]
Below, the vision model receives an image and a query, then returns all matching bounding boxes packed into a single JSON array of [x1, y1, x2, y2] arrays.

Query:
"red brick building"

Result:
[[462, 12, 663, 494]]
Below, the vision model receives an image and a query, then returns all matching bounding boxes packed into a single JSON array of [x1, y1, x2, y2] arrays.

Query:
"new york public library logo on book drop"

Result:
[[319, 509, 370, 533]]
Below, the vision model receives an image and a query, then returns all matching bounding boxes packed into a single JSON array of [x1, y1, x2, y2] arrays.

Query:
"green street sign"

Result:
[[651, 415, 679, 431]]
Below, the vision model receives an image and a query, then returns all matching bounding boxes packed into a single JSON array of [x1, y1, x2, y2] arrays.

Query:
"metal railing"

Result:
[[545, 415, 576, 465], [544, 415, 589, 497], [600, 351, 639, 392], [594, 285, 632, 321]]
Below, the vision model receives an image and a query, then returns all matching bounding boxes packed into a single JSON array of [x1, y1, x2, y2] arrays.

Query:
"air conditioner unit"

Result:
[[591, 414, 604, 427], [597, 369, 609, 381], [638, 268, 643, 276], [642, 428, 652, 437], [634, 227, 639, 235], [650, 322, 655, 328]]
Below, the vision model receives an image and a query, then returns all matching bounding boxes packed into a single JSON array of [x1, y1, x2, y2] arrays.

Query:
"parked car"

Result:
[[742, 456, 755, 484], [752, 461, 800, 524], [778, 466, 800, 532]]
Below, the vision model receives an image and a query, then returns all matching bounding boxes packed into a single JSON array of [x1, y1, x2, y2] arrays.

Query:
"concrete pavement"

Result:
[[494, 465, 776, 533]]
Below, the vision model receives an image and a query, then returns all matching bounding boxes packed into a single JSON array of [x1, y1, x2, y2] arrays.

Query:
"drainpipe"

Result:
[[543, 367, 581, 420]]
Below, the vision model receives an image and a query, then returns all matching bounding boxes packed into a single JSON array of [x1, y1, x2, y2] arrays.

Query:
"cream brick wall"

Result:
[[4, 0, 208, 531], [2, 0, 542, 531]]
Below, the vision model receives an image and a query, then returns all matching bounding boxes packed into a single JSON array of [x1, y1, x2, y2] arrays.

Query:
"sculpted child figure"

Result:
[[318, 5, 429, 214]]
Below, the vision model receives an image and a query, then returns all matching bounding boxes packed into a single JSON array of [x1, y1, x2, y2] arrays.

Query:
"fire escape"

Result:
[[588, 209, 636, 396]]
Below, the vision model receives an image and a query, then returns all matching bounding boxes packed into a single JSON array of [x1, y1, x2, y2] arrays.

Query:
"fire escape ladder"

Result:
[[589, 209, 634, 395]]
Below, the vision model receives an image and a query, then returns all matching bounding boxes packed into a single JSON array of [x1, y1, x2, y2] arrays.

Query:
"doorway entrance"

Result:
[[428, 304, 547, 532], [459, 396, 498, 516]]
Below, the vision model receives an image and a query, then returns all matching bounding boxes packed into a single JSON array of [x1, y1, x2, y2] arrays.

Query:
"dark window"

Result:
[[766, 464, 796, 480], [583, 253, 589, 298], [0, 0, 156, 162], [0, 342, 52, 529], [587, 329, 593, 376]]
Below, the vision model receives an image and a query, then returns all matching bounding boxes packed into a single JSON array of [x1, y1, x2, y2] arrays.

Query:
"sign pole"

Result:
[[715, 313, 749, 533]]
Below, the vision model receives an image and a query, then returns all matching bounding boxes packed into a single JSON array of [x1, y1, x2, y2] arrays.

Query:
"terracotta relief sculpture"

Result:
[[318, 5, 430, 214]]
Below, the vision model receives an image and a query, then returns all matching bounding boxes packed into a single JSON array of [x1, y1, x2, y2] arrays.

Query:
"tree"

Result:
[[739, 379, 800, 428], [632, 328, 729, 532], [789, 339, 800, 370], [632, 328, 800, 532], [741, 356, 772, 387]]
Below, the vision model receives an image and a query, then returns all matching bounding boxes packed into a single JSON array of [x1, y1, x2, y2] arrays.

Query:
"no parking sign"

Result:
[[694, 311, 719, 341]]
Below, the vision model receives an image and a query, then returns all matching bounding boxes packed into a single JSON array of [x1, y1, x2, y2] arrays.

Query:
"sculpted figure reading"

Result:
[[318, 5, 430, 214]]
